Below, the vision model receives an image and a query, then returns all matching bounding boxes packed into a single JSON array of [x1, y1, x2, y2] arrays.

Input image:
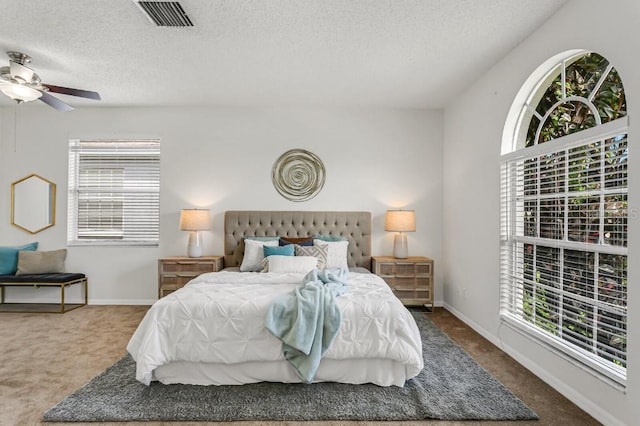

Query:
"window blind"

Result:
[[500, 118, 628, 385], [68, 139, 160, 246]]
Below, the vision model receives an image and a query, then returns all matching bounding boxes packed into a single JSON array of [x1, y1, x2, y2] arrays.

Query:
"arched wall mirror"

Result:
[[11, 174, 57, 234]]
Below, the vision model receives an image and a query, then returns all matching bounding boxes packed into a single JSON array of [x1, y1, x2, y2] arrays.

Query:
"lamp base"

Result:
[[187, 231, 203, 258], [393, 232, 408, 259]]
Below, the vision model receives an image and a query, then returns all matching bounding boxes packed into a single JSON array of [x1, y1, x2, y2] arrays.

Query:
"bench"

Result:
[[0, 273, 88, 313]]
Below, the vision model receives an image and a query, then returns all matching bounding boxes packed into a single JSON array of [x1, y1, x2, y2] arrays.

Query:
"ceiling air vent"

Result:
[[136, 1, 193, 27]]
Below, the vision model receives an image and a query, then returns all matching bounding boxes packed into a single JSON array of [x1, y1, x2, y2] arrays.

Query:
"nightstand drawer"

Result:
[[161, 261, 217, 275], [378, 262, 431, 276], [159, 284, 181, 298], [159, 273, 199, 286], [388, 275, 430, 289]]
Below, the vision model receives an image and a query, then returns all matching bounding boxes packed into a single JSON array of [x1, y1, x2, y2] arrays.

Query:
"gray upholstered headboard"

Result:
[[224, 211, 372, 270]]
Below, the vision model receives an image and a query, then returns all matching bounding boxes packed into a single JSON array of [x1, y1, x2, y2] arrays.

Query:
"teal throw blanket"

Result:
[[265, 268, 349, 383]]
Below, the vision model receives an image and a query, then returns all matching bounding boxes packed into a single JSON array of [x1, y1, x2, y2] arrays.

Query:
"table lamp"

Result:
[[385, 210, 416, 259], [179, 208, 211, 258]]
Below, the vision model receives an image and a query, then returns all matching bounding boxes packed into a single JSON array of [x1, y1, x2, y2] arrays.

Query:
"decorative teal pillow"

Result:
[[313, 234, 347, 242], [0, 242, 39, 275], [264, 244, 295, 257]]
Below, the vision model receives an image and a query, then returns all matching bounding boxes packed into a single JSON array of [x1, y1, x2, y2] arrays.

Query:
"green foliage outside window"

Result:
[[520, 52, 627, 368], [526, 52, 626, 148]]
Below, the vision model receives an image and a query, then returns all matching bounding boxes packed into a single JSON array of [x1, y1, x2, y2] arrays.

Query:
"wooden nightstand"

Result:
[[158, 256, 223, 298], [372, 256, 434, 310]]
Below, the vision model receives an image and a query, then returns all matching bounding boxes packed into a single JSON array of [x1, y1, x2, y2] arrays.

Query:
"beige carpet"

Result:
[[0, 305, 599, 426]]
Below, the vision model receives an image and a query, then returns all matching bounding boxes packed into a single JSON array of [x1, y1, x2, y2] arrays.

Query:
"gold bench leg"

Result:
[[60, 284, 65, 313]]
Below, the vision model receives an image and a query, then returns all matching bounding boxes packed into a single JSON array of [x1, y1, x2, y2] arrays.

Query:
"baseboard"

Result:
[[442, 302, 625, 426], [442, 302, 503, 347], [499, 340, 625, 426], [89, 299, 155, 306]]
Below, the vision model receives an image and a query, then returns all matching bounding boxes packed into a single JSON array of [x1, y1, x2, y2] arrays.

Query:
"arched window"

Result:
[[500, 51, 628, 386]]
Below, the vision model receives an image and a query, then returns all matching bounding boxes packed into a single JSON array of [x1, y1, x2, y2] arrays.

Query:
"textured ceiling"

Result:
[[0, 0, 567, 109]]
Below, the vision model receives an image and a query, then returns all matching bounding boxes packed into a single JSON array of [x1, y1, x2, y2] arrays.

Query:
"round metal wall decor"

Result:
[[272, 149, 325, 202]]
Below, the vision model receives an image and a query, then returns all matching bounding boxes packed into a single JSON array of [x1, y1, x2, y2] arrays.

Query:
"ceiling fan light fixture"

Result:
[[0, 81, 42, 102], [10, 60, 35, 83], [0, 51, 100, 111]]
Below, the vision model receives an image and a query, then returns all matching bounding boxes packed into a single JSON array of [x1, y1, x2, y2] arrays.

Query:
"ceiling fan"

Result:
[[0, 51, 101, 112]]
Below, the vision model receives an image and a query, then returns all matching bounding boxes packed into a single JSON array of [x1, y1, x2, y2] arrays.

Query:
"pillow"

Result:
[[264, 244, 295, 257], [313, 235, 347, 242], [0, 242, 38, 275], [279, 236, 314, 246], [295, 244, 328, 270], [245, 236, 279, 241], [240, 239, 279, 272], [313, 239, 349, 270], [16, 249, 67, 274], [266, 255, 319, 274]]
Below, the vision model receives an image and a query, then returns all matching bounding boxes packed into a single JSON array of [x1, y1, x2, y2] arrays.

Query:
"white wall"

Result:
[[0, 106, 443, 304], [442, 0, 638, 425]]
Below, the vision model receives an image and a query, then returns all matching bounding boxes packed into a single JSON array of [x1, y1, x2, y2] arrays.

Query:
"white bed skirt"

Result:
[[153, 358, 411, 387]]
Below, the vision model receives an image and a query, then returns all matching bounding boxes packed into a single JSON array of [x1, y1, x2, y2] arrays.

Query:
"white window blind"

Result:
[[68, 139, 160, 246], [500, 118, 628, 385]]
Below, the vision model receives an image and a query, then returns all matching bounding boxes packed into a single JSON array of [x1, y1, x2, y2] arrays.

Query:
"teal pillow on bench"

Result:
[[0, 242, 39, 275]]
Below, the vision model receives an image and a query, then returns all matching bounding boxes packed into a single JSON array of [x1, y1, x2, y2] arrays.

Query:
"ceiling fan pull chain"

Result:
[[13, 104, 18, 153]]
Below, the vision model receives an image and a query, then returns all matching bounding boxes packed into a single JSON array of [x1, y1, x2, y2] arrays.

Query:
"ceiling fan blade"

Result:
[[43, 84, 101, 101], [38, 91, 74, 112], [9, 61, 34, 83]]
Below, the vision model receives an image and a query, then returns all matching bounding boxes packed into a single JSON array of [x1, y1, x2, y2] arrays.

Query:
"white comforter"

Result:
[[127, 270, 424, 386]]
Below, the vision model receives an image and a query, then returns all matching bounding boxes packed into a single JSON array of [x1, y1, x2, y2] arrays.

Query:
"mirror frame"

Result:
[[10, 173, 57, 234]]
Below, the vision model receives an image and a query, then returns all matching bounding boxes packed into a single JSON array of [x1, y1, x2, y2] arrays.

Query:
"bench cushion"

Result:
[[0, 273, 86, 283]]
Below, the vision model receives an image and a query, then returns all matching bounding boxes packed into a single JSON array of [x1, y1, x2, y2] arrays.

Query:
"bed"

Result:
[[127, 211, 424, 387]]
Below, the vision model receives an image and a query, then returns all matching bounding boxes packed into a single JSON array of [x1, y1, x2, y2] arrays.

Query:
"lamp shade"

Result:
[[385, 210, 416, 232], [0, 81, 42, 102], [179, 209, 210, 231]]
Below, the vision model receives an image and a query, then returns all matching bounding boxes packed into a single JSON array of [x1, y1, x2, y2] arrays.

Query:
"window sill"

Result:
[[67, 241, 159, 248], [500, 314, 626, 392]]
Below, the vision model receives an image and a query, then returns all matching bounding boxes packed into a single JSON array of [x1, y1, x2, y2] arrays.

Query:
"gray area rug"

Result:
[[43, 313, 538, 422]]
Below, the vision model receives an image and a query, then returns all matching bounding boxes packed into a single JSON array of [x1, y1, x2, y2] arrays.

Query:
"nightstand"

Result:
[[158, 256, 223, 298], [372, 256, 434, 310]]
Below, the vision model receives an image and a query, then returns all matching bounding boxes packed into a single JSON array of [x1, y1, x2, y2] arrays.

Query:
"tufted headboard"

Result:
[[224, 211, 372, 270]]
